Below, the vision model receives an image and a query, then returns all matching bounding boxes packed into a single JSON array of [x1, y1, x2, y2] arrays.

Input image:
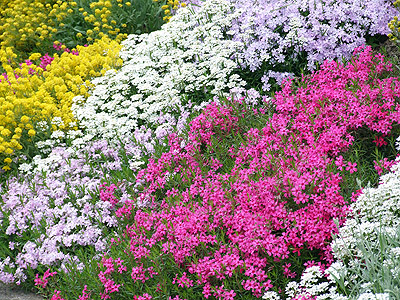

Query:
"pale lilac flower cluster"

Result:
[[182, 0, 395, 89], [229, 0, 396, 76], [0, 141, 132, 285]]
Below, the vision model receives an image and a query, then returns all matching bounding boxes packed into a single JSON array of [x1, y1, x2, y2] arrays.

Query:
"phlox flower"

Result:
[[34, 269, 57, 289], [77, 285, 91, 300], [134, 293, 152, 300], [345, 162, 357, 174], [51, 290, 66, 300], [372, 135, 387, 147]]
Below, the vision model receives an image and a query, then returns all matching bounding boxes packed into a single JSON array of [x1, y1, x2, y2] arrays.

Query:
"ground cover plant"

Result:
[[37, 45, 400, 300], [0, 0, 400, 299], [0, 0, 174, 172], [0, 0, 169, 63], [0, 37, 122, 171]]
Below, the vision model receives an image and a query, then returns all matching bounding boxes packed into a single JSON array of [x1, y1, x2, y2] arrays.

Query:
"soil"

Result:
[[0, 283, 43, 300]]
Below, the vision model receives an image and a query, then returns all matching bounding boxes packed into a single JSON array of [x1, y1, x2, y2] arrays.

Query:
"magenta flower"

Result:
[[373, 135, 388, 147], [50, 290, 66, 300], [34, 269, 57, 289]]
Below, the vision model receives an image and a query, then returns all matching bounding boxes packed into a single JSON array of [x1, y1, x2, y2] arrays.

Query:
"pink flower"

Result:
[[51, 290, 65, 300], [134, 293, 152, 300], [34, 269, 57, 289], [373, 135, 387, 147], [346, 162, 357, 174], [77, 285, 91, 300], [283, 263, 297, 278]]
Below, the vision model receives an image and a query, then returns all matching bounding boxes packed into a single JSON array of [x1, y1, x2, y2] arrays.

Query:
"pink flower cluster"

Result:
[[374, 156, 399, 175], [99, 182, 119, 208], [95, 46, 400, 299], [34, 269, 57, 289], [97, 255, 126, 299], [53, 42, 79, 55], [51, 286, 92, 300]]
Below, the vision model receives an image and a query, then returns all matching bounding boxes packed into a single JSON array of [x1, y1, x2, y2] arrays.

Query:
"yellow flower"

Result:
[[125, 2, 131, 6], [3, 157, 12, 164], [2, 165, 10, 171], [29, 53, 42, 61], [1, 129, 11, 136], [20, 115, 30, 123], [28, 129, 36, 137]]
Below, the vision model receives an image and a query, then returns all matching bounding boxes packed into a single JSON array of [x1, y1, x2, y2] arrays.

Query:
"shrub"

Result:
[[0, 36, 122, 171], [0, 139, 130, 290], [0, 0, 169, 63]]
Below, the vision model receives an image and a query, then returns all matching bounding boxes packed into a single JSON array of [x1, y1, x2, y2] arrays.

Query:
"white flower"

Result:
[[262, 291, 281, 300], [51, 130, 65, 139], [357, 293, 390, 300], [18, 163, 32, 173]]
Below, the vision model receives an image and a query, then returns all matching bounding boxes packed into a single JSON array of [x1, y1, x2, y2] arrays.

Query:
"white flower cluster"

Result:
[[72, 0, 246, 146]]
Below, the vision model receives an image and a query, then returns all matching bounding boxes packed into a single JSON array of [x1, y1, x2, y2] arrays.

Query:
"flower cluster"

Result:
[[157, 0, 188, 22], [229, 0, 396, 88], [51, 0, 165, 47], [72, 0, 246, 146], [89, 46, 400, 299], [0, 0, 63, 62], [0, 36, 122, 171], [34, 269, 57, 289], [388, 0, 400, 43], [0, 139, 131, 285], [0, 0, 167, 64]]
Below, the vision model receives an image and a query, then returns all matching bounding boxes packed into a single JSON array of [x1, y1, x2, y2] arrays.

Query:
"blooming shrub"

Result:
[[0, 36, 122, 171], [229, 0, 396, 89], [0, 139, 131, 286], [51, 0, 167, 48], [72, 0, 396, 155], [72, 0, 247, 146], [67, 46, 400, 300], [0, 0, 167, 63]]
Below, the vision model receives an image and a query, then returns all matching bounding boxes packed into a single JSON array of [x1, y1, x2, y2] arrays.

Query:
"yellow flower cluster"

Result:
[[0, 0, 63, 62], [388, 0, 400, 42], [0, 36, 122, 170], [155, 0, 187, 22]]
